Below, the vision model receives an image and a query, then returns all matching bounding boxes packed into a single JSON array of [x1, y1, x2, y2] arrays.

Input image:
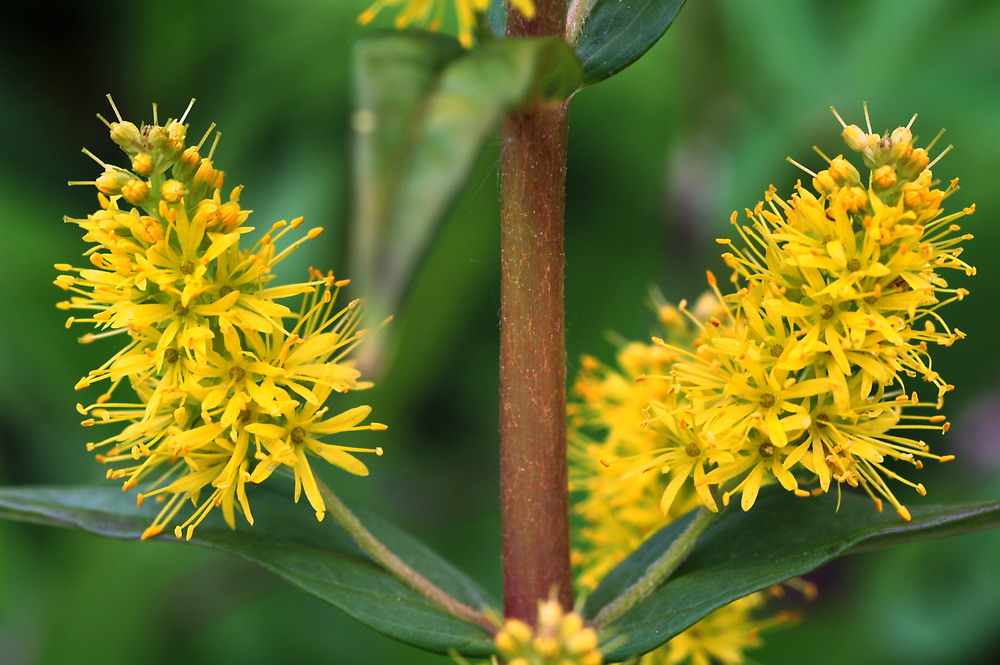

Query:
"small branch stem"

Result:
[[592, 507, 719, 628], [316, 477, 496, 633]]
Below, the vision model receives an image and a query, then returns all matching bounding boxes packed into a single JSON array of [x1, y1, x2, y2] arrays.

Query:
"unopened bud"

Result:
[[121, 178, 149, 204], [131, 152, 154, 176], [217, 201, 243, 229], [565, 630, 599, 655], [166, 120, 187, 146], [827, 156, 860, 184], [146, 125, 170, 150], [840, 186, 868, 213], [160, 179, 187, 203], [133, 215, 163, 244], [890, 126, 912, 147], [95, 170, 130, 195], [109, 121, 141, 150], [193, 200, 220, 227], [812, 170, 838, 194], [538, 600, 562, 629], [891, 142, 913, 166], [504, 619, 532, 644], [841, 125, 870, 153], [531, 636, 559, 659], [902, 182, 924, 208], [873, 165, 897, 190], [174, 147, 202, 180], [900, 147, 930, 179], [193, 160, 218, 189]]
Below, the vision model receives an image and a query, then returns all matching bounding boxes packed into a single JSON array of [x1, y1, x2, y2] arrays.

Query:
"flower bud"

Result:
[[813, 170, 838, 194], [169, 147, 199, 180], [131, 152, 154, 177], [839, 186, 869, 213], [160, 179, 187, 203], [109, 121, 141, 151], [95, 170, 130, 195], [210, 168, 225, 191], [495, 599, 603, 665], [827, 156, 860, 185], [899, 147, 930, 179], [890, 126, 912, 147], [504, 619, 532, 644], [216, 203, 238, 230], [146, 125, 170, 150], [165, 120, 187, 157], [132, 215, 163, 244], [565, 630, 599, 655], [539, 599, 562, 629], [901, 182, 924, 208], [494, 630, 517, 653], [192, 199, 220, 227], [892, 142, 913, 165], [193, 160, 219, 190], [873, 165, 897, 190], [531, 636, 560, 659], [121, 179, 150, 204], [841, 125, 870, 153]]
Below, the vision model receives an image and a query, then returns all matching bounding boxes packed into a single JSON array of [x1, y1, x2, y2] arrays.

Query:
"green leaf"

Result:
[[0, 483, 498, 658], [585, 487, 1000, 662], [572, 0, 687, 86], [350, 32, 582, 331]]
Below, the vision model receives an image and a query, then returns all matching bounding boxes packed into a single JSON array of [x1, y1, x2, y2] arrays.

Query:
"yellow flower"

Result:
[[246, 390, 386, 522], [358, 0, 536, 48], [569, 297, 721, 587], [494, 596, 602, 665], [720, 109, 974, 408], [649, 593, 798, 665], [568, 308, 799, 664], [592, 107, 973, 520], [64, 98, 386, 539]]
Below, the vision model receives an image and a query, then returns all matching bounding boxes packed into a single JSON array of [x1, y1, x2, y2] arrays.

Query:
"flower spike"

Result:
[[61, 98, 385, 539]]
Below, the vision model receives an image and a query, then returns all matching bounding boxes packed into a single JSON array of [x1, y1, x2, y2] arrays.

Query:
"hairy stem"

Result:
[[499, 0, 573, 624], [565, 0, 598, 42], [316, 477, 495, 633], [592, 507, 719, 628]]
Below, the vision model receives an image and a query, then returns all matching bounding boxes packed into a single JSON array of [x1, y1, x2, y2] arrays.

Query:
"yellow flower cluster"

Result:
[[569, 302, 797, 665], [358, 0, 536, 48], [495, 597, 602, 665], [58, 98, 385, 541], [648, 593, 796, 665], [641, 107, 974, 520], [569, 296, 720, 588]]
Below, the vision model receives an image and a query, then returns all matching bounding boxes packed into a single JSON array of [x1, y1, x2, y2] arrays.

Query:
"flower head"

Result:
[[358, 0, 536, 48], [583, 107, 973, 521], [652, 592, 799, 665], [569, 306, 801, 663], [494, 596, 602, 665], [62, 98, 385, 540]]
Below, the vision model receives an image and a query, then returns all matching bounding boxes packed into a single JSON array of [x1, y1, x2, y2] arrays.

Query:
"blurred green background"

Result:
[[2, 0, 999, 663]]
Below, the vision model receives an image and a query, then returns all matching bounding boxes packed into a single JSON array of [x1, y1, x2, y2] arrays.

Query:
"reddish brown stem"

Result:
[[499, 0, 572, 624]]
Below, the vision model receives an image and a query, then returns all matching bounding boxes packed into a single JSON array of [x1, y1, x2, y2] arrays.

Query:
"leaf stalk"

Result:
[[316, 477, 496, 633], [592, 507, 719, 628]]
